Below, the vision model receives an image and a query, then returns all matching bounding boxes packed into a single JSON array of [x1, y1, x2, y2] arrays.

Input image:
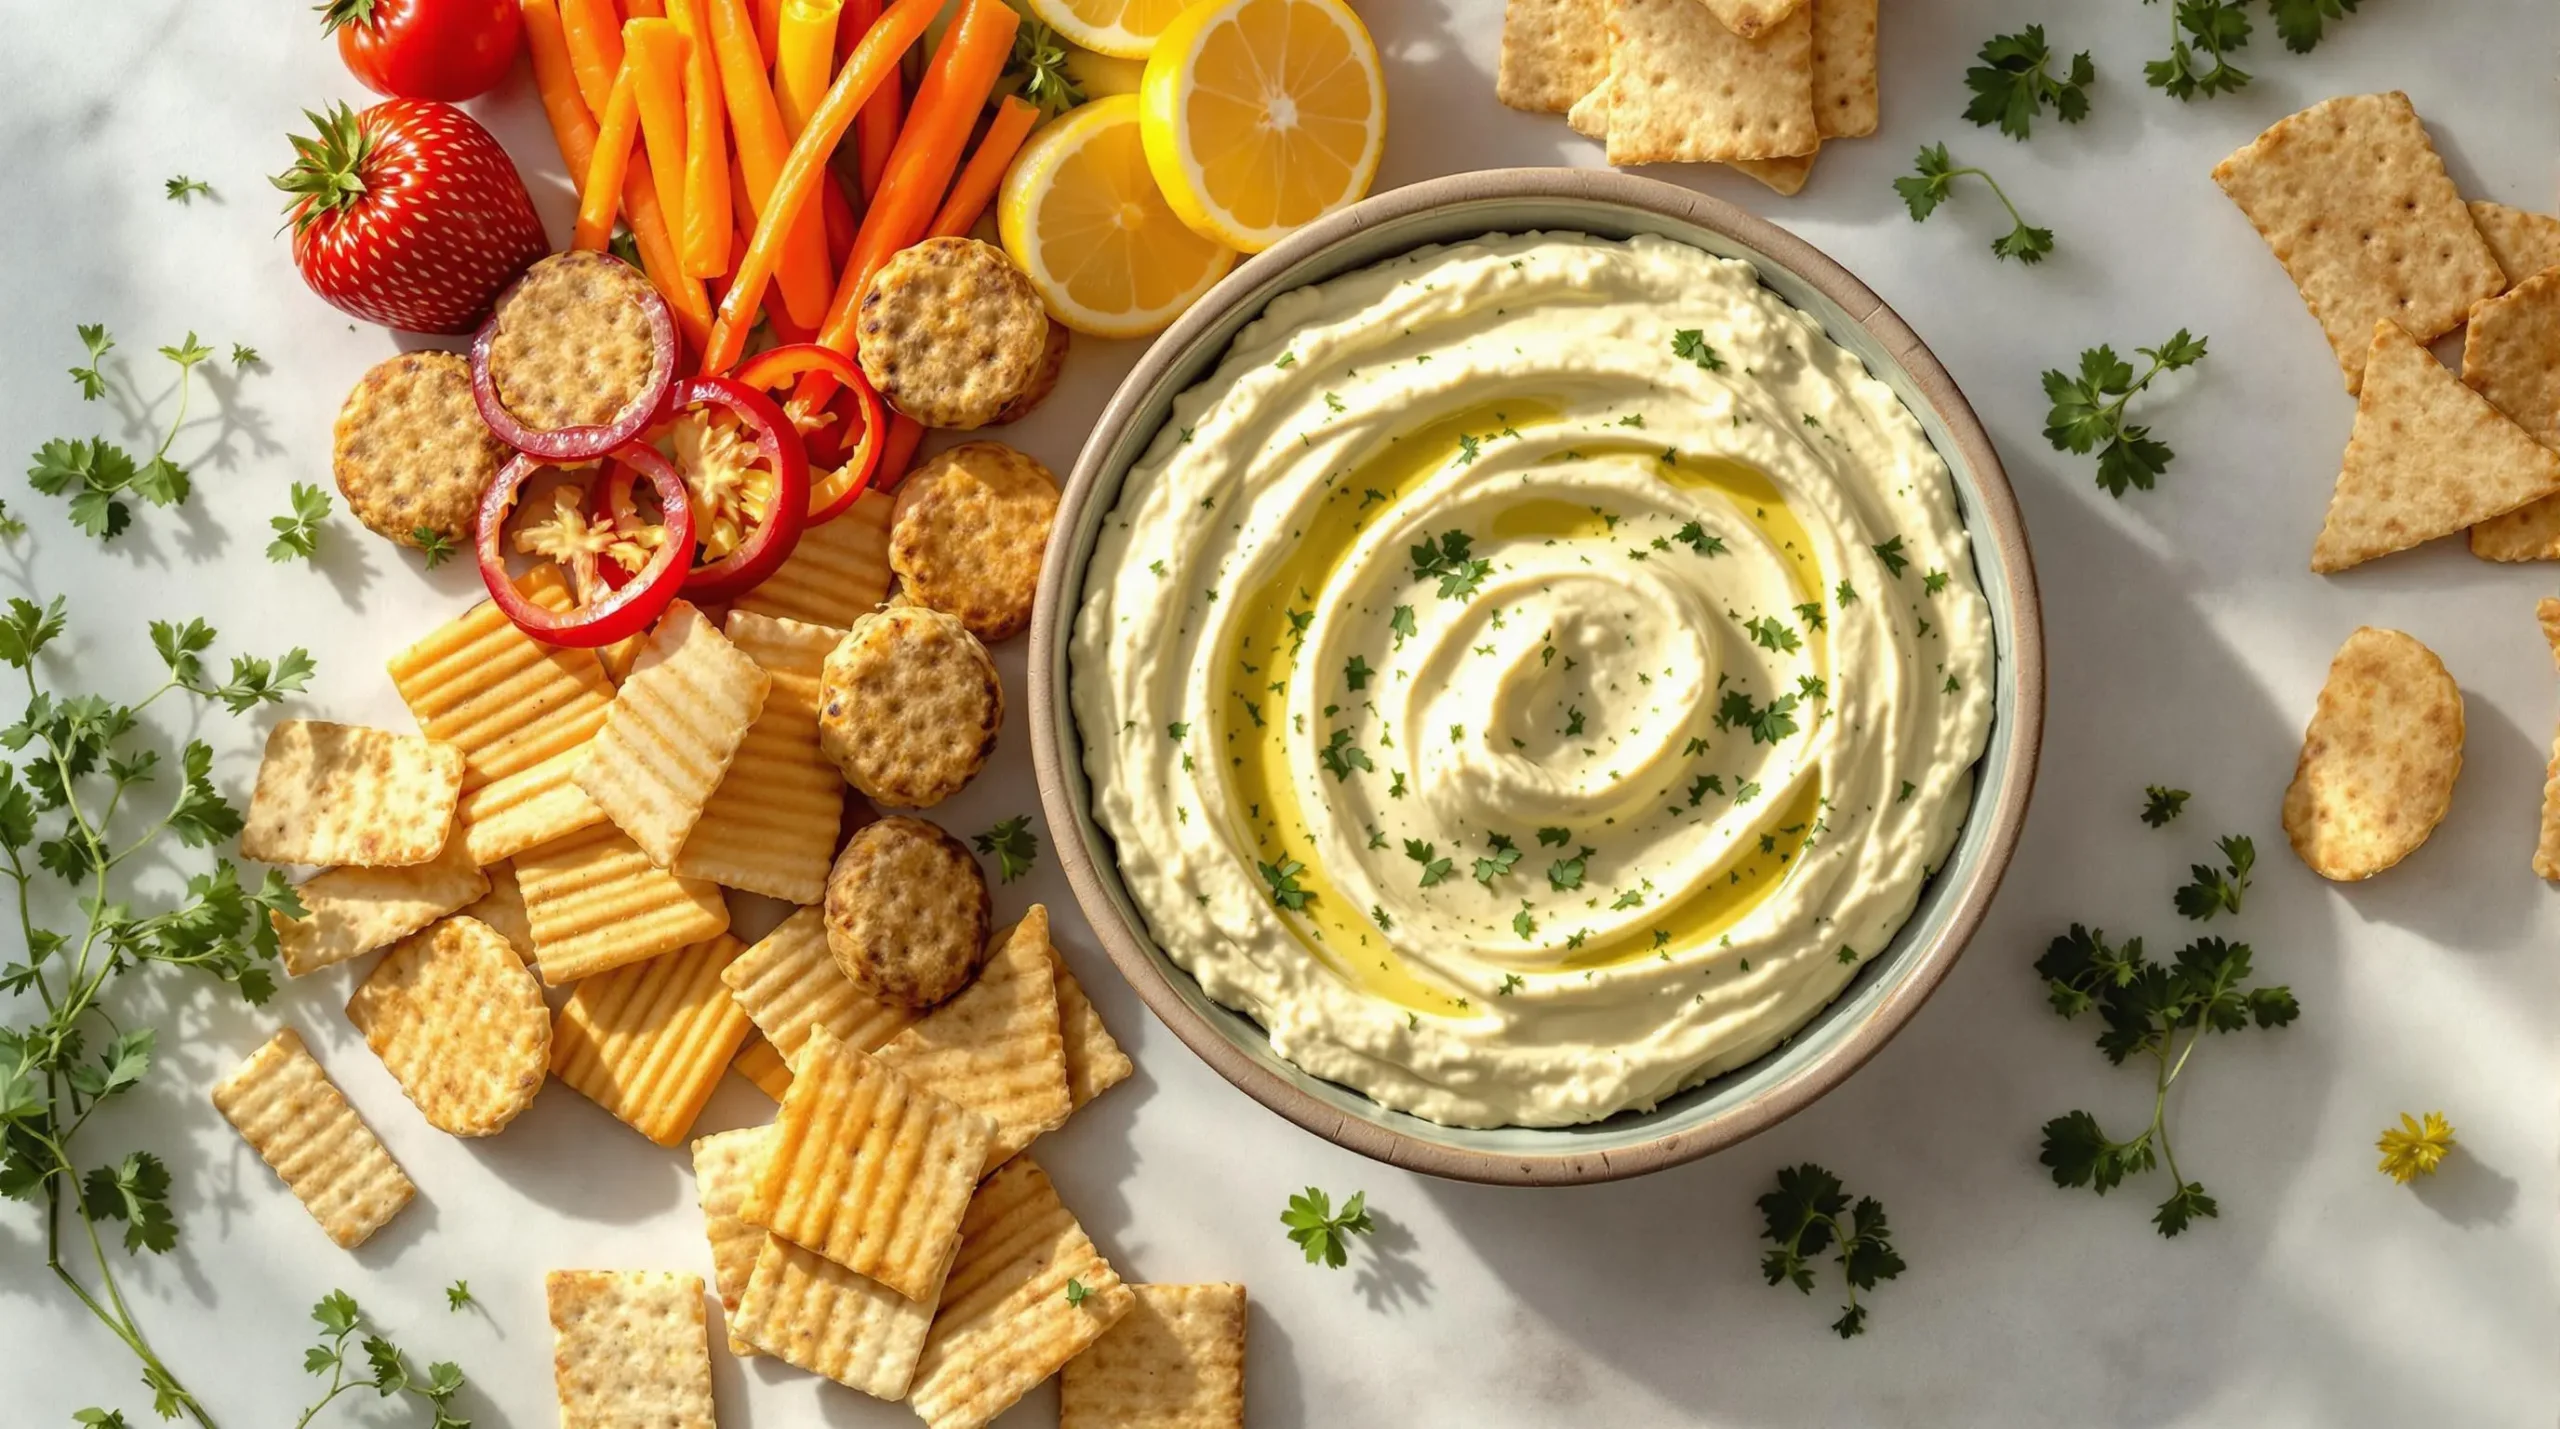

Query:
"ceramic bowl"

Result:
[[1028, 168, 2043, 1186]]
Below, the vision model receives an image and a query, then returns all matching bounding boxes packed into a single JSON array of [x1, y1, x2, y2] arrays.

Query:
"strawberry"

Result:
[[272, 100, 549, 334]]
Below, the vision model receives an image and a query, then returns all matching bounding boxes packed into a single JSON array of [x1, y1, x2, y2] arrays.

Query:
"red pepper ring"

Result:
[[469, 254, 679, 461], [476, 445, 696, 648], [732, 343, 884, 525], [664, 375, 811, 603]]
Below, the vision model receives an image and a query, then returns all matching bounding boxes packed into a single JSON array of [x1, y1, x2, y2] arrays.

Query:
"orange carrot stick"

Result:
[[575, 64, 643, 251], [753, 0, 784, 64], [816, 0, 1018, 352], [877, 414, 924, 488], [706, 0, 831, 328], [625, 19, 692, 251], [821, 168, 858, 265], [627, 0, 664, 17], [667, 0, 733, 279], [834, 0, 873, 61], [857, 70, 902, 201], [700, 0, 941, 373], [926, 95, 1037, 239], [559, 0, 625, 117], [773, 0, 842, 139]]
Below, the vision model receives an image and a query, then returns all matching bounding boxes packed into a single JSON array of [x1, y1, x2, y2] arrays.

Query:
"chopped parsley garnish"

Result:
[[1318, 728, 1373, 781], [1672, 328, 1727, 372], [2142, 785, 2190, 827], [1405, 839, 1453, 888], [1547, 847, 1596, 891], [1411, 530, 1492, 598], [1390, 605, 1418, 647], [1674, 522, 1727, 557], [974, 816, 1040, 883], [1871, 536, 1909, 577], [1536, 826, 1571, 847], [1717, 689, 1801, 745], [1745, 615, 1800, 653], [1258, 857, 1311, 910], [1473, 833, 1522, 886], [1343, 655, 1372, 691]]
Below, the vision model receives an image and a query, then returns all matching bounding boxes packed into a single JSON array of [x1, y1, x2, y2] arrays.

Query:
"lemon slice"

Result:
[[1139, 0, 1386, 254], [1025, 0, 1195, 60], [999, 95, 1239, 339]]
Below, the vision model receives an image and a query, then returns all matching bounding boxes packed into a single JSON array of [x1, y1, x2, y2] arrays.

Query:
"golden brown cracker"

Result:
[[721, 905, 919, 1066], [210, 1028, 415, 1250], [689, 1125, 774, 1356], [486, 251, 663, 434], [545, 1270, 717, 1429], [331, 350, 508, 547], [818, 605, 1003, 808], [1060, 1283, 1248, 1429], [858, 237, 1054, 430], [743, 1024, 993, 1302], [2281, 626, 2464, 882], [1696, 0, 1805, 38], [1730, 150, 1817, 195], [874, 910, 1073, 1171], [1809, 0, 1877, 139], [2312, 321, 2560, 572], [345, 916, 550, 1136], [730, 1227, 935, 1397], [889, 441, 1061, 642], [459, 747, 610, 866], [2538, 599, 2560, 882], [825, 816, 994, 1010], [513, 822, 732, 985], [462, 860, 535, 960], [991, 318, 1070, 425], [2469, 201, 2560, 288], [733, 1033, 795, 1099], [1603, 0, 1816, 165], [2462, 268, 2560, 560], [574, 600, 772, 867], [909, 1155, 1134, 1429], [275, 828, 488, 978], [552, 933, 754, 1145], [731, 487, 895, 630], [2212, 93, 2505, 394], [240, 720, 465, 868], [1050, 943, 1135, 1110], [387, 567, 615, 790], [670, 612, 843, 903], [1497, 0, 1607, 114], [1565, 75, 1611, 139]]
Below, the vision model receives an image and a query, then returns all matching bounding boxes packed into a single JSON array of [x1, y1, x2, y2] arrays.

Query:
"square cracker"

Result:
[[459, 746, 609, 867], [553, 932, 754, 1145], [275, 826, 488, 977], [2462, 270, 2560, 560], [1497, 0, 1606, 115], [875, 908, 1073, 1172], [346, 916, 551, 1137], [1603, 0, 1815, 165], [387, 567, 614, 791], [670, 612, 844, 904], [2311, 320, 2560, 572], [514, 822, 730, 985], [690, 1125, 775, 1356], [743, 1024, 994, 1301], [2470, 201, 2560, 288], [720, 905, 917, 1066], [1566, 75, 1611, 140], [1060, 1283, 1249, 1429], [210, 1027, 414, 1249], [731, 1228, 934, 1397], [574, 600, 772, 867], [909, 1155, 1135, 1429], [240, 720, 465, 868], [2212, 92, 2506, 394], [1730, 150, 1818, 196], [545, 1270, 716, 1429], [731, 488, 895, 631], [1809, 0, 1877, 139], [1051, 945, 1134, 1110], [1696, 0, 1806, 38], [733, 1033, 795, 1100]]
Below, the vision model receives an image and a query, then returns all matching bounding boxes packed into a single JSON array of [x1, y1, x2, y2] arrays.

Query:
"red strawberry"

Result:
[[273, 99, 549, 334]]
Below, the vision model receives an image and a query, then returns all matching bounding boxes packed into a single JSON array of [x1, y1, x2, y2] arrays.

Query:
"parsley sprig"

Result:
[[295, 1290, 472, 1428], [2141, 785, 2190, 827], [268, 482, 332, 563], [2144, 0, 2252, 99], [1282, 1186, 1374, 1268], [973, 816, 1040, 883], [1963, 27, 2094, 139], [1757, 1163, 1904, 1338], [1004, 17, 1086, 119], [1410, 530, 1492, 600], [2041, 331, 2208, 497], [30, 326, 220, 540], [1894, 145, 2053, 264], [2174, 834, 2253, 921]]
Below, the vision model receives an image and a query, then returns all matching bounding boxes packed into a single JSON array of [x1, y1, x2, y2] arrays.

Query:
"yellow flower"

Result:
[[2375, 1111, 2456, 1185]]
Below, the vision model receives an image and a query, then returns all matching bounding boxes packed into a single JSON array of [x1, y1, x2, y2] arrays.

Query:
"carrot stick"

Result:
[[926, 95, 1037, 239], [559, 0, 625, 117], [625, 18, 692, 254], [773, 0, 842, 139], [877, 414, 924, 488], [816, 0, 1019, 353], [753, 0, 784, 64], [706, 0, 831, 328], [700, 0, 942, 374], [821, 167, 858, 265], [575, 64, 643, 252], [627, 0, 663, 17], [834, 0, 874, 62], [667, 0, 733, 279], [857, 69, 902, 201]]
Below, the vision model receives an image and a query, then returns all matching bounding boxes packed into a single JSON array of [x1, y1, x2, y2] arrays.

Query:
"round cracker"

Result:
[[825, 815, 992, 1008], [991, 320, 1070, 426], [485, 251, 662, 433], [344, 915, 550, 1137], [819, 604, 1003, 807], [856, 237, 1051, 430], [889, 442, 1060, 642], [2281, 626, 2464, 881], [331, 351, 508, 546]]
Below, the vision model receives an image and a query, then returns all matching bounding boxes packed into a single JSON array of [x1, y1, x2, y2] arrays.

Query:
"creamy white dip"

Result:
[[1072, 232, 1994, 1128]]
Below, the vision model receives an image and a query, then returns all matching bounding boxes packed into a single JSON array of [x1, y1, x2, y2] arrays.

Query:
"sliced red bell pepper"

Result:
[[732, 342, 884, 523], [661, 374, 811, 602], [476, 445, 696, 647]]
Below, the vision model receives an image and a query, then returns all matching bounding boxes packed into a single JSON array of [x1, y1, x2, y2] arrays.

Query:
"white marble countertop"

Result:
[[5, 1, 2555, 1424]]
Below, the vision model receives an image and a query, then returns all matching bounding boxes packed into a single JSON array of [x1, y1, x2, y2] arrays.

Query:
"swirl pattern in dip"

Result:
[[1072, 232, 1993, 1128]]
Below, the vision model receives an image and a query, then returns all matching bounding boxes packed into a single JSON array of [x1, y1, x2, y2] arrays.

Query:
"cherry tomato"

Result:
[[321, 0, 524, 103]]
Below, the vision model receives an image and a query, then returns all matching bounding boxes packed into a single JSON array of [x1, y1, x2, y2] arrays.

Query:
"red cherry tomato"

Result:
[[321, 0, 524, 103]]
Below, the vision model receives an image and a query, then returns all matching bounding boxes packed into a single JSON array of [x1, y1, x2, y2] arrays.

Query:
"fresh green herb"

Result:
[[1686, 774, 1723, 806], [1894, 144, 2054, 264], [444, 1280, 473, 1312], [1063, 1277, 1092, 1306], [1473, 833, 1522, 886], [1757, 1163, 1905, 1338], [1410, 531, 1492, 599], [0, 598, 312, 1426], [1281, 1186, 1374, 1268], [1835, 578, 1859, 605], [1547, 847, 1595, 891], [607, 228, 644, 268], [1166, 721, 1190, 741], [1005, 17, 1086, 118], [0, 501, 23, 540], [2142, 786, 2190, 827], [973, 816, 1040, 883], [1389, 605, 1418, 648], [69, 323, 112, 400], [1671, 329, 1727, 372], [1964, 26, 2095, 139], [1511, 907, 1536, 938], [1745, 615, 1800, 653], [1717, 689, 1800, 746], [2268, 0, 2362, 52], [231, 344, 260, 369], [2174, 834, 2254, 920], [1871, 536, 1908, 577], [1794, 600, 1826, 631], [2042, 330, 2208, 497], [1536, 826, 1571, 847], [164, 175, 212, 203], [2145, 0, 2253, 99], [1404, 839, 1452, 888], [1616, 413, 1645, 429], [267, 482, 332, 563], [1257, 857, 1311, 911], [1342, 655, 1372, 691], [30, 328, 214, 540], [295, 1290, 472, 1428], [1674, 522, 1727, 557], [1563, 705, 1585, 737], [1318, 728, 1373, 781], [1498, 972, 1524, 995], [410, 528, 456, 569], [1274, 352, 1297, 370]]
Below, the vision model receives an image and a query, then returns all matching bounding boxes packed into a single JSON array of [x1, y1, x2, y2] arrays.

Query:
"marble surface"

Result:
[[3, 2, 2555, 1425]]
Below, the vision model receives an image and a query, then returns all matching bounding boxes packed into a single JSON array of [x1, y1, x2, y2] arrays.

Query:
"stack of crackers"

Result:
[[208, 440, 1252, 1423], [1497, 0, 1879, 195]]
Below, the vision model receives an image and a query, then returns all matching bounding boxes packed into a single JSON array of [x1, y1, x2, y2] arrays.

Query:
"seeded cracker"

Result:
[[826, 816, 995, 1009], [1060, 1283, 1249, 1429], [485, 251, 663, 436], [210, 1028, 415, 1249], [875, 910, 1074, 1171], [731, 1227, 934, 1397], [1496, 0, 1606, 114], [1601, 0, 1815, 166], [552, 932, 754, 1145], [722, 904, 919, 1066], [2468, 201, 2560, 287], [2281, 627, 2464, 882], [459, 746, 609, 866], [670, 612, 843, 903], [858, 237, 1054, 430], [240, 720, 466, 868], [689, 1125, 775, 1356], [890, 442, 1062, 642], [909, 1156, 1134, 1429], [513, 822, 730, 985], [2536, 599, 2560, 881], [2311, 321, 2560, 572], [387, 567, 615, 789], [732, 487, 895, 630], [2211, 93, 2505, 394], [819, 605, 1003, 808], [330, 350, 508, 548], [275, 825, 489, 977], [574, 600, 772, 867], [2461, 270, 2560, 560], [346, 916, 550, 1136], [545, 1270, 716, 1429], [743, 1023, 994, 1302]]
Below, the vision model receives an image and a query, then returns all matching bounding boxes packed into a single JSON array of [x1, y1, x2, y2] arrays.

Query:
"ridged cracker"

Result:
[[690, 1125, 776, 1357], [461, 860, 535, 960], [875, 908, 1073, 1171], [331, 350, 508, 547], [275, 825, 489, 977], [825, 816, 993, 1009], [2281, 627, 2464, 882], [459, 747, 610, 867], [210, 1028, 415, 1249], [574, 600, 772, 867], [733, 1033, 795, 1099], [1048, 937, 1134, 1110], [1496, 0, 1606, 115], [388, 567, 615, 790], [670, 612, 843, 903], [730, 1226, 934, 1397], [552, 933, 754, 1145], [889, 442, 1061, 642], [858, 237, 1053, 431], [721, 904, 918, 1067], [345, 916, 550, 1136], [731, 487, 895, 631], [486, 251, 663, 434], [1060, 1283, 1248, 1429], [240, 720, 465, 869], [513, 822, 731, 985], [2469, 201, 2560, 287], [1602, 0, 1815, 165], [819, 605, 1002, 809], [545, 1270, 717, 1429], [2460, 270, 2560, 560]]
